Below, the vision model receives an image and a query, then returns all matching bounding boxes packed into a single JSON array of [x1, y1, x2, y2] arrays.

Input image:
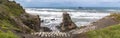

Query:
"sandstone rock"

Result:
[[20, 13, 52, 32], [58, 12, 77, 32]]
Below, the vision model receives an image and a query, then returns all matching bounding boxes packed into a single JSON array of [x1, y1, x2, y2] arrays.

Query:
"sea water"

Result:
[[25, 7, 120, 32]]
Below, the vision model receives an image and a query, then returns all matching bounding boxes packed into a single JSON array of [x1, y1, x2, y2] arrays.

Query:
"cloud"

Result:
[[25, 0, 32, 2], [15, 0, 120, 7]]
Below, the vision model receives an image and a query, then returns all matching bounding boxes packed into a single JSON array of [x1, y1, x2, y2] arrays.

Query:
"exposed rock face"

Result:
[[58, 12, 77, 32], [20, 13, 41, 32]]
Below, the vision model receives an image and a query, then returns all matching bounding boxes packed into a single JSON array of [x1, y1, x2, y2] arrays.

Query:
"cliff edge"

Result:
[[0, 0, 41, 38], [71, 13, 120, 38]]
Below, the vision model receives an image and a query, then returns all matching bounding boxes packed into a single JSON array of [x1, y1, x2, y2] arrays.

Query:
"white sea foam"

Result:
[[25, 8, 110, 32]]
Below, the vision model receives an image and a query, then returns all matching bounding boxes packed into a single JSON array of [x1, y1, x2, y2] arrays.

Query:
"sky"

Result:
[[15, 0, 120, 7]]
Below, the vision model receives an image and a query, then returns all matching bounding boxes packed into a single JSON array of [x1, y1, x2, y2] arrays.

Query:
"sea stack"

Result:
[[59, 12, 77, 32], [33, 15, 41, 32]]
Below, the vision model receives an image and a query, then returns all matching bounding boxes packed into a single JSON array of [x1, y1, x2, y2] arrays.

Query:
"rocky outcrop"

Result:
[[20, 13, 41, 32], [58, 12, 77, 32]]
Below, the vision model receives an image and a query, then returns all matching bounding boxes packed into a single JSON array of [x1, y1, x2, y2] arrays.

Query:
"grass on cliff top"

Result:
[[0, 0, 24, 16], [87, 24, 120, 38]]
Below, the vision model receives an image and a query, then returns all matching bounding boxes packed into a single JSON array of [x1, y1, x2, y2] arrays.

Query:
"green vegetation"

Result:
[[109, 13, 120, 21], [0, 0, 24, 17], [0, 17, 19, 38], [87, 24, 120, 38], [0, 30, 18, 38], [0, 0, 25, 38], [0, 19, 20, 31], [0, 0, 22, 30]]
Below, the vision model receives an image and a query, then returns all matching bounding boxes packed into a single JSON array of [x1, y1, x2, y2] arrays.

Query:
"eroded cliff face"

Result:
[[20, 13, 41, 32], [0, 0, 41, 38], [58, 12, 77, 32]]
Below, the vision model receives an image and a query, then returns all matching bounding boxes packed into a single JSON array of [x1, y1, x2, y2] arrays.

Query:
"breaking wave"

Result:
[[25, 8, 111, 32]]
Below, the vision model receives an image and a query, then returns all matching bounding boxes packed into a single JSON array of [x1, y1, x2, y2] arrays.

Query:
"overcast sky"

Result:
[[15, 0, 120, 7]]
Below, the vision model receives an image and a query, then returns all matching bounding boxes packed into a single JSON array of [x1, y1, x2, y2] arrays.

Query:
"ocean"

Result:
[[25, 7, 120, 32]]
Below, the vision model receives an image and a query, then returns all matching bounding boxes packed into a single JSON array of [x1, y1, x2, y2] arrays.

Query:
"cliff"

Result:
[[71, 13, 120, 38], [0, 0, 41, 38]]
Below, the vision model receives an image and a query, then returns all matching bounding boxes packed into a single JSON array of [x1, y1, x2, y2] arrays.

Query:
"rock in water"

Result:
[[59, 12, 77, 32]]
